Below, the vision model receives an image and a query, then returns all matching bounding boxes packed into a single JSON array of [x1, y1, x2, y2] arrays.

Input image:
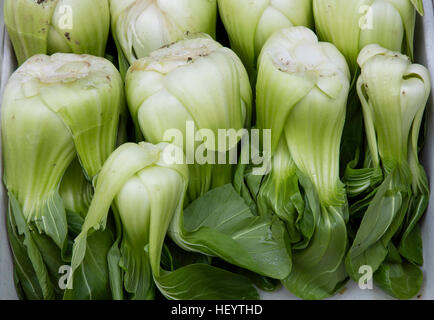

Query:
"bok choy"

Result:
[[4, 0, 110, 65], [2, 53, 124, 299], [110, 0, 217, 73], [125, 34, 251, 202], [69, 142, 259, 300], [218, 0, 313, 80], [345, 44, 431, 299], [253, 26, 351, 299], [313, 0, 424, 75]]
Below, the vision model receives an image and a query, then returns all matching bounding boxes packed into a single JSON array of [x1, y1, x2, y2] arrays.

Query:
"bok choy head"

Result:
[[1, 53, 124, 300], [4, 0, 110, 65], [70, 142, 260, 300], [2, 53, 124, 250], [110, 0, 217, 65], [125, 35, 252, 202], [255, 26, 350, 299], [313, 0, 424, 76], [218, 0, 313, 80], [345, 44, 431, 299], [70, 142, 188, 299]]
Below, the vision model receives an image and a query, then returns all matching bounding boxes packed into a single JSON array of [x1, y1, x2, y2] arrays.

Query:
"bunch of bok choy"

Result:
[[245, 26, 351, 299], [69, 142, 259, 300], [2, 53, 125, 299], [345, 44, 431, 299]]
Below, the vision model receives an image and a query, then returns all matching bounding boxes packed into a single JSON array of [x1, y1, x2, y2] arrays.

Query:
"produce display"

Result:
[[0, 0, 431, 300]]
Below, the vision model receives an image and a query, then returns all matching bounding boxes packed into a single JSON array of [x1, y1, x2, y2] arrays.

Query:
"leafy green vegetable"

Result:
[[313, 0, 425, 173], [1, 53, 124, 299], [156, 264, 259, 300], [313, 0, 423, 75], [64, 211, 114, 300], [218, 0, 313, 81], [69, 142, 259, 300], [169, 184, 292, 280], [110, 0, 217, 65], [374, 251, 423, 299], [59, 159, 93, 220], [252, 27, 351, 299], [6, 192, 58, 300], [4, 0, 110, 65], [125, 35, 252, 202], [345, 44, 431, 299]]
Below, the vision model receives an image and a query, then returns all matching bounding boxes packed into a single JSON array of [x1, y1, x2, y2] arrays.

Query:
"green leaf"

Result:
[[340, 87, 365, 174], [346, 166, 411, 281], [398, 168, 429, 265], [6, 199, 44, 300], [12, 267, 28, 300], [64, 228, 114, 300], [107, 240, 124, 300], [65, 210, 84, 237], [107, 207, 124, 300], [164, 242, 210, 270], [411, 0, 425, 15], [233, 148, 263, 216], [257, 164, 305, 243], [117, 44, 130, 80], [283, 203, 348, 300], [170, 184, 292, 280], [63, 208, 115, 300], [243, 273, 280, 292], [183, 184, 252, 232], [374, 260, 423, 299], [30, 231, 66, 298], [348, 188, 378, 218], [31, 190, 69, 259], [155, 264, 259, 300], [160, 244, 175, 272], [218, 262, 281, 292], [344, 163, 383, 199], [118, 243, 154, 300], [7, 192, 57, 300], [399, 224, 423, 266]]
